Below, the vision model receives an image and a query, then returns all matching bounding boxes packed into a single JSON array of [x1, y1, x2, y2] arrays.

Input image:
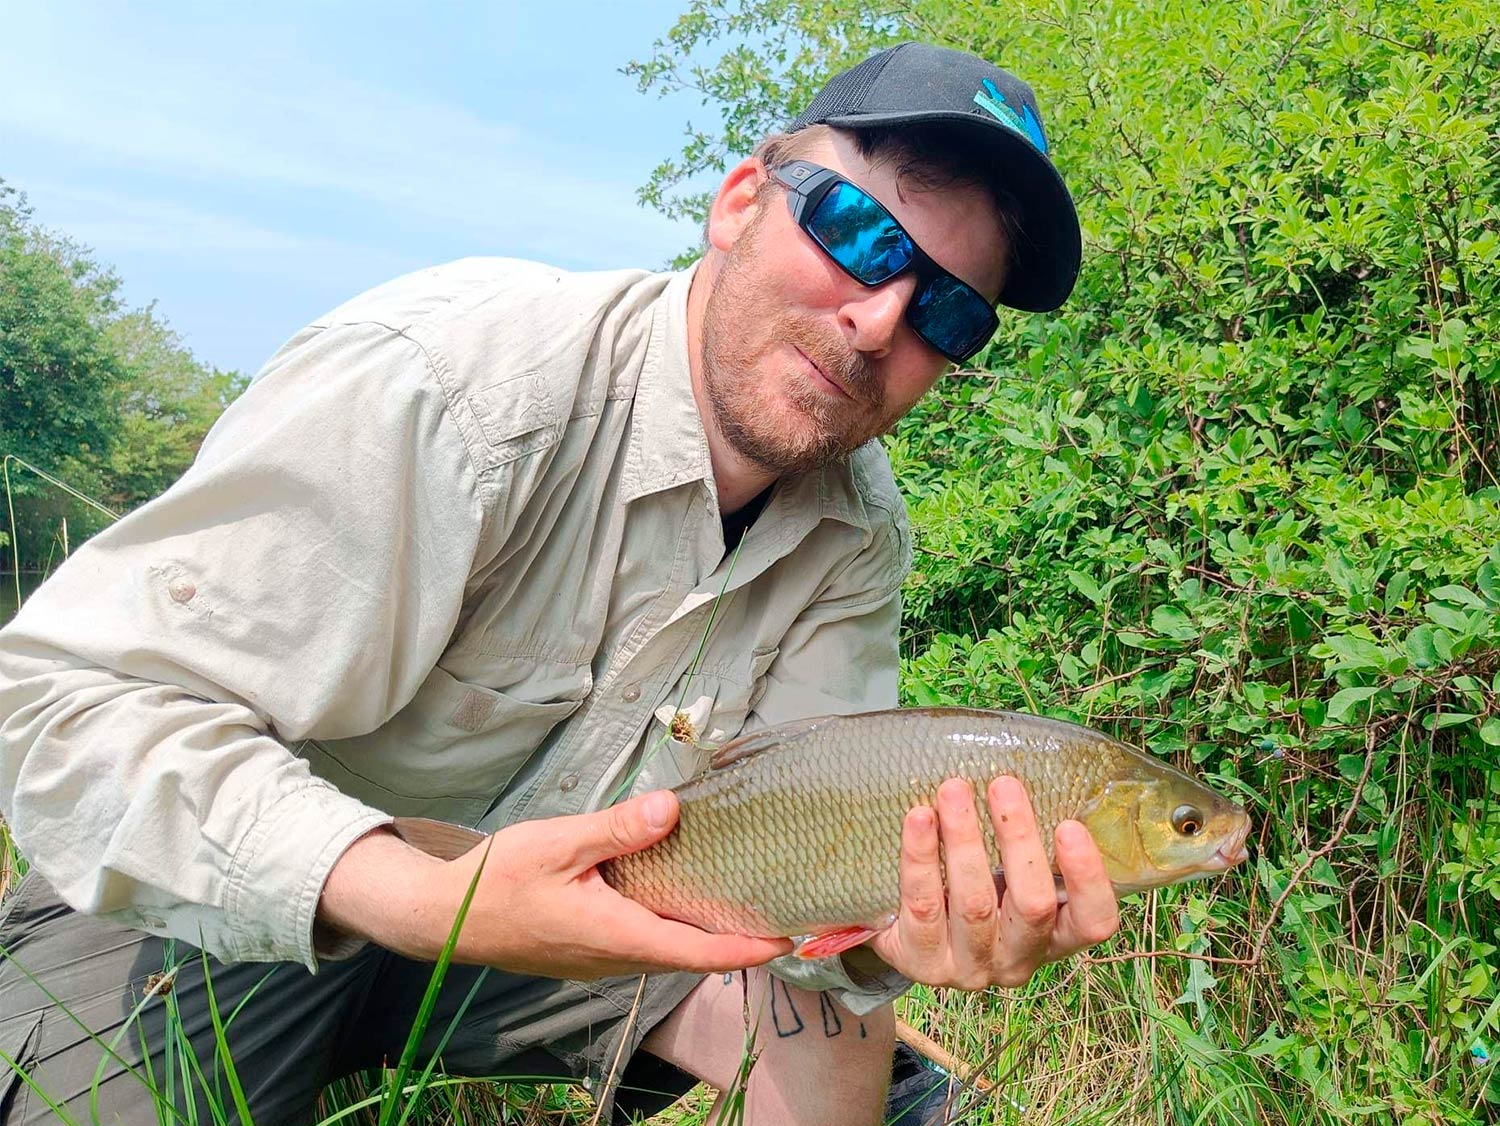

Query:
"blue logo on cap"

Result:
[[973, 78, 1048, 153]]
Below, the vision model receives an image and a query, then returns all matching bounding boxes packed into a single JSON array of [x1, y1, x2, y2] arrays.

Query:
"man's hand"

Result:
[[319, 790, 792, 980], [868, 776, 1120, 989]]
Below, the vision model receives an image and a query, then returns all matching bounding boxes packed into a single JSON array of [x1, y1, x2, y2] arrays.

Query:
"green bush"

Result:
[[638, 0, 1500, 1119]]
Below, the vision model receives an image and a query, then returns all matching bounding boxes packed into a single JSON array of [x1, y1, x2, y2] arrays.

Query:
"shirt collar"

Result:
[[622, 262, 715, 504], [623, 260, 874, 534]]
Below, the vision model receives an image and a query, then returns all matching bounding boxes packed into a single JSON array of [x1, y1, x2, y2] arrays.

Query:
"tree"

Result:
[[0, 179, 126, 477], [103, 305, 249, 509], [0, 177, 247, 568]]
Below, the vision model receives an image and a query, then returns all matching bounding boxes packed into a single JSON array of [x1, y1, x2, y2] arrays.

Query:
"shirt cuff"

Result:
[[223, 780, 392, 971]]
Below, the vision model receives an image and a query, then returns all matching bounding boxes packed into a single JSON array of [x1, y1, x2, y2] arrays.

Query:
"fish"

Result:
[[393, 707, 1251, 960]]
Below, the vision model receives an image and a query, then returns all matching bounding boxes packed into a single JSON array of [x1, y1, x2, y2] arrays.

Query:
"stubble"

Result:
[[700, 206, 892, 477]]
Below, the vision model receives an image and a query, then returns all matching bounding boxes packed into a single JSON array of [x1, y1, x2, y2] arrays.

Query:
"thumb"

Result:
[[569, 790, 679, 867]]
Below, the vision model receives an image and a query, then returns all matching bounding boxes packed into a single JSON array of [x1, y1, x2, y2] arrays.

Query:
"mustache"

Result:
[[788, 320, 877, 405]]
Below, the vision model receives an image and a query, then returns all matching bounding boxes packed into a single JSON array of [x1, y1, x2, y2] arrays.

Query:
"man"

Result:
[[0, 42, 1119, 1125]]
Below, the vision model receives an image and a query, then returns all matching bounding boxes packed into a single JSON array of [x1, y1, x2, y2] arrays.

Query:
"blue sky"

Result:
[[0, 2, 724, 375]]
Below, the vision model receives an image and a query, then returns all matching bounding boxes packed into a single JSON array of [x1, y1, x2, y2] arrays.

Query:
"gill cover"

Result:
[[1074, 779, 1151, 889]]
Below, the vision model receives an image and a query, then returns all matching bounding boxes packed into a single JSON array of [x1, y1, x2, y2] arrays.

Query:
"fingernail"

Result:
[[991, 776, 1021, 801], [644, 791, 673, 831]]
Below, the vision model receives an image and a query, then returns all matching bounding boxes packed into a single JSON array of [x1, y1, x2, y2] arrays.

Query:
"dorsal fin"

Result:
[[708, 714, 837, 770], [392, 816, 486, 861]]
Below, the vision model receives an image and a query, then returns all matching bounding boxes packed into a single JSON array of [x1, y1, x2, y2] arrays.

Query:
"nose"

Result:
[[838, 274, 918, 359]]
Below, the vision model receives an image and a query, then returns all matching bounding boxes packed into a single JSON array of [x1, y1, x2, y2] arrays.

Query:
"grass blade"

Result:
[[377, 834, 493, 1126], [198, 945, 251, 1125]]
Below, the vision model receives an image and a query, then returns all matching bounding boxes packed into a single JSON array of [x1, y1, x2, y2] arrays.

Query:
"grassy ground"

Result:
[[8, 799, 1495, 1126]]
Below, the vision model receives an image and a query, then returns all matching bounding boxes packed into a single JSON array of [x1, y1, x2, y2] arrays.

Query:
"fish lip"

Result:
[[1212, 844, 1249, 867], [1213, 823, 1251, 867]]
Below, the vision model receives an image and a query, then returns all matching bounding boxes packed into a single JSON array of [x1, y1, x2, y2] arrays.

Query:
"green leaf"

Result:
[[1406, 625, 1441, 669], [1383, 570, 1411, 611], [1478, 562, 1500, 607], [1479, 718, 1500, 747], [1431, 584, 1487, 610], [1300, 697, 1327, 727], [1336, 753, 1370, 782], [1429, 711, 1477, 730], [1066, 569, 1103, 605], [1327, 686, 1381, 723], [909, 681, 941, 707], [1319, 633, 1388, 672], [1426, 603, 1474, 633], [1433, 628, 1456, 663], [1151, 605, 1198, 640]]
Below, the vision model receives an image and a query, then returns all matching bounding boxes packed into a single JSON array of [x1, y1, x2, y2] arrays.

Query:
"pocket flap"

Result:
[[467, 372, 562, 463]]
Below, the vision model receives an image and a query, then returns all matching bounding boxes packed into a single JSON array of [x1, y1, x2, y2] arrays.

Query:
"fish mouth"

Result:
[[1212, 822, 1251, 868]]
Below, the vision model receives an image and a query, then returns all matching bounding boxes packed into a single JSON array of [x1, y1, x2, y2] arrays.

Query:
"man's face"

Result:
[[699, 131, 1009, 478]]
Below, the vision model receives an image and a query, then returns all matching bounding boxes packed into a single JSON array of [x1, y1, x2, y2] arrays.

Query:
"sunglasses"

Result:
[[769, 160, 1000, 363]]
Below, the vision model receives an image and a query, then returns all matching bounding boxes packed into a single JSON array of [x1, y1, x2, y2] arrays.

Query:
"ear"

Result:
[[706, 157, 767, 253]]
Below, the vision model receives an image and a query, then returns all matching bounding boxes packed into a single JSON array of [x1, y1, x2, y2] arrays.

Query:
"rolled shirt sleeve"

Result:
[[0, 320, 486, 970]]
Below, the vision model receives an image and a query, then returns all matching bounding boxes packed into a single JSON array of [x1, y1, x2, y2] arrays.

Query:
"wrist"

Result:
[[317, 826, 451, 961]]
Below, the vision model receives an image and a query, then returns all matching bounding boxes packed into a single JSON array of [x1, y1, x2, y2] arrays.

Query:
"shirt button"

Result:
[[558, 774, 579, 792], [622, 685, 641, 702]]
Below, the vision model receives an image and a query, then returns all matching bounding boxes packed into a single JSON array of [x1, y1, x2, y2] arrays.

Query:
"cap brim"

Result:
[[816, 110, 1081, 312]]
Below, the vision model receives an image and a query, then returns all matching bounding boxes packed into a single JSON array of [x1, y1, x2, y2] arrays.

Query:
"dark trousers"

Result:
[[0, 872, 701, 1125]]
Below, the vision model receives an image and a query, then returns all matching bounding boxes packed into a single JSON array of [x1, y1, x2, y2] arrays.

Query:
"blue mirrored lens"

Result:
[[807, 182, 913, 283], [795, 171, 996, 360], [910, 274, 995, 359]]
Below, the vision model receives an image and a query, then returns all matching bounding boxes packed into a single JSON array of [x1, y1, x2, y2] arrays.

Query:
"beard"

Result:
[[700, 209, 896, 477]]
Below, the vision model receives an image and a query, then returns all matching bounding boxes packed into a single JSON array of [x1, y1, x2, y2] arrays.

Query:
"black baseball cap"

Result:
[[787, 41, 1081, 313]]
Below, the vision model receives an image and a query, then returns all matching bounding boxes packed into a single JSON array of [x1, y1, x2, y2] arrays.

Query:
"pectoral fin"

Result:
[[991, 870, 1070, 905]]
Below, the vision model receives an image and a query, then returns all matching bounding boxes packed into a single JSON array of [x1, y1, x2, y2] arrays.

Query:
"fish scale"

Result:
[[601, 708, 1194, 938]]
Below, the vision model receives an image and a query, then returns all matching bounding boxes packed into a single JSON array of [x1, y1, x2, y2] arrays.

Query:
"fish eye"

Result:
[[1172, 805, 1204, 836]]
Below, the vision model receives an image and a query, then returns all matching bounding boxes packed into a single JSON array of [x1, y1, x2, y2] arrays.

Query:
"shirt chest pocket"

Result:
[[633, 644, 780, 793], [301, 660, 591, 822]]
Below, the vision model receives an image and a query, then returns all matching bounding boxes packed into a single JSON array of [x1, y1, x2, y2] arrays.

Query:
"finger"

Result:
[[564, 790, 680, 868], [986, 777, 1058, 954], [655, 925, 795, 973], [896, 803, 946, 962], [1048, 820, 1120, 960], [606, 897, 794, 973], [934, 779, 999, 976]]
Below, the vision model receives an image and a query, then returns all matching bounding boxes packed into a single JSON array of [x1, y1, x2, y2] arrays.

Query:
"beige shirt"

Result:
[[0, 258, 913, 1009]]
